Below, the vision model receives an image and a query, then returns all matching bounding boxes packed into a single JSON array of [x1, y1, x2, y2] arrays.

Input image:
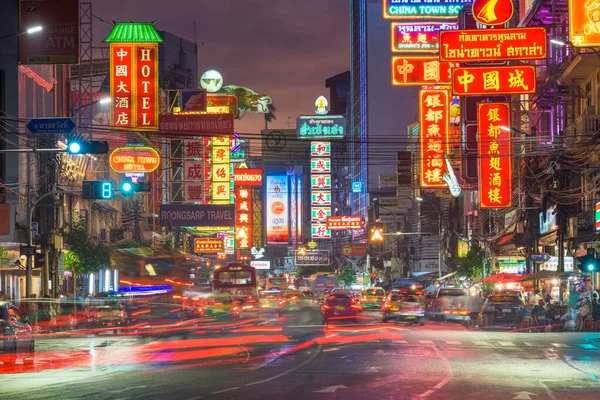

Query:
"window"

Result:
[[8, 306, 24, 322]]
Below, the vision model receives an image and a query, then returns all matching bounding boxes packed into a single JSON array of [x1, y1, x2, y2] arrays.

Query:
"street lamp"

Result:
[[26, 26, 43, 34], [0, 25, 43, 40]]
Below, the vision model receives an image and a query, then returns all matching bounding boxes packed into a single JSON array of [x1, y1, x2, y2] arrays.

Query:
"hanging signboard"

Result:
[[311, 207, 332, 222], [326, 216, 363, 230], [439, 27, 547, 62], [311, 159, 331, 174], [419, 89, 450, 188], [452, 66, 536, 96], [194, 238, 224, 253], [311, 224, 332, 239], [311, 142, 331, 157], [382, 0, 472, 20], [392, 56, 455, 86], [311, 191, 332, 206], [109, 147, 160, 173], [235, 187, 252, 249], [233, 169, 263, 186], [569, 0, 600, 47], [158, 114, 234, 135], [297, 115, 346, 139], [341, 243, 367, 257], [477, 103, 512, 208], [391, 23, 458, 53], [159, 204, 234, 227], [295, 250, 330, 266], [311, 174, 332, 190]]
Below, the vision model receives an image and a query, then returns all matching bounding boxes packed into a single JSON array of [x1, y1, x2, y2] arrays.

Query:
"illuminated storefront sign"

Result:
[[439, 27, 546, 62], [392, 56, 456, 86], [478, 103, 512, 208], [391, 23, 457, 53], [326, 216, 363, 230], [311, 207, 332, 223], [184, 139, 207, 202], [311, 158, 331, 174], [382, 0, 472, 19], [472, 0, 514, 26], [233, 169, 263, 186], [311, 141, 331, 157], [266, 175, 289, 244], [158, 113, 235, 136], [194, 238, 224, 253], [297, 175, 303, 243], [211, 136, 231, 204], [419, 89, 450, 188], [297, 115, 347, 139], [452, 66, 536, 95], [311, 224, 332, 239], [311, 191, 332, 206], [311, 174, 331, 190], [109, 147, 160, 173], [569, 0, 600, 47], [235, 187, 252, 249]]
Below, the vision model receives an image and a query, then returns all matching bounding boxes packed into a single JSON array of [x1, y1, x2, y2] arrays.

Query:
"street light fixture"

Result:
[[26, 26, 43, 34], [0, 25, 43, 40], [550, 39, 566, 46]]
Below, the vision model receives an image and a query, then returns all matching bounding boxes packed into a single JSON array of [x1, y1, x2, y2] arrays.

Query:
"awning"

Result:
[[483, 272, 523, 283]]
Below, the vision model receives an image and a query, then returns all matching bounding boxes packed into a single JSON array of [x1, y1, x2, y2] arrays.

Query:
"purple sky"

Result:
[[92, 0, 350, 134]]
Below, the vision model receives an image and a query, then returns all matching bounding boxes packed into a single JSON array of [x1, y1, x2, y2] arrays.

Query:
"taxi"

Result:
[[382, 293, 425, 324], [199, 293, 241, 321], [361, 288, 386, 310], [259, 290, 280, 311]]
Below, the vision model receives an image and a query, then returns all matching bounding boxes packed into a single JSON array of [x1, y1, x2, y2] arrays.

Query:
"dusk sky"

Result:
[[92, 0, 350, 135]]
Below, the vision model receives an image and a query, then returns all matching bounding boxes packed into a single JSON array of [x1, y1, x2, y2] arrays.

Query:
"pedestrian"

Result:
[[592, 293, 599, 321], [533, 289, 542, 306]]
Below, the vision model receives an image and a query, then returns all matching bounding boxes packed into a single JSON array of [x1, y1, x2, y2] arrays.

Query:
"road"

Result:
[[2, 313, 600, 399]]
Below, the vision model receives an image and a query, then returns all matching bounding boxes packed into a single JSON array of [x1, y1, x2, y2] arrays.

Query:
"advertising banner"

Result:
[[478, 103, 512, 208], [233, 169, 263, 186], [297, 116, 346, 139], [326, 216, 363, 230], [194, 238, 224, 253], [251, 261, 271, 270], [569, 0, 600, 47], [266, 175, 289, 244], [439, 28, 547, 62], [382, 0, 471, 20], [391, 23, 457, 53], [419, 89, 450, 188], [109, 147, 160, 173], [20, 0, 80, 64], [159, 114, 234, 135], [392, 56, 455, 86], [295, 250, 330, 266], [452, 66, 536, 96], [341, 243, 367, 257], [159, 204, 235, 227]]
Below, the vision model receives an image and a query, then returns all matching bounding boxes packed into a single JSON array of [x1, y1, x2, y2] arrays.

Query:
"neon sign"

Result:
[[452, 66, 536, 96], [383, 0, 472, 20], [391, 23, 457, 53], [392, 56, 456, 86], [569, 0, 600, 47], [419, 89, 450, 188]]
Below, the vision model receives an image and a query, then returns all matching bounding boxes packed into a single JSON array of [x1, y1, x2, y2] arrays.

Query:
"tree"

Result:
[[455, 245, 483, 279], [337, 264, 356, 288], [63, 220, 110, 274]]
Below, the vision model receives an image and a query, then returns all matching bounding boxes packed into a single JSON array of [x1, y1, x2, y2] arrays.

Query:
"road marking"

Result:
[[365, 366, 382, 373], [393, 340, 407, 344], [419, 340, 434, 344], [580, 344, 597, 349], [472, 341, 488, 346], [524, 342, 541, 347], [185, 397, 203, 400], [498, 341, 516, 346], [210, 387, 240, 395], [415, 345, 454, 398], [512, 391, 537, 399], [108, 386, 147, 394], [445, 341, 460, 345], [313, 385, 348, 393], [245, 344, 323, 387], [551, 343, 569, 348]]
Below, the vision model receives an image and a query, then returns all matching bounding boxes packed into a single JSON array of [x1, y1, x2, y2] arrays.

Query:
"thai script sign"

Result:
[[326, 216, 363, 230], [297, 115, 346, 139], [391, 22, 457, 53]]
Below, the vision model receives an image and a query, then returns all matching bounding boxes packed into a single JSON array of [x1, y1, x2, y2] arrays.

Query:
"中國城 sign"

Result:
[[382, 0, 472, 20], [297, 115, 346, 139], [452, 66, 536, 96]]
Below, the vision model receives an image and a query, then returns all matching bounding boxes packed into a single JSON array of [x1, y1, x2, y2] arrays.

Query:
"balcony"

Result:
[[577, 209, 594, 230], [566, 113, 600, 144]]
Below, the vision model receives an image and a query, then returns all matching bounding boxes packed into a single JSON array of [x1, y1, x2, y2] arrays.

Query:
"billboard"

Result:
[[20, 0, 80, 64], [341, 243, 367, 257], [109, 147, 160, 173], [194, 238, 224, 253], [326, 216, 363, 230], [159, 204, 235, 227], [158, 114, 234, 135], [419, 89, 450, 188], [233, 169, 263, 186], [295, 250, 330, 266], [569, 0, 600, 47], [392, 57, 456, 86], [391, 23, 458, 53], [297, 115, 346, 139], [265, 175, 289, 244], [439, 28, 547, 62], [382, 0, 471, 20], [478, 103, 512, 208], [452, 66, 536, 96]]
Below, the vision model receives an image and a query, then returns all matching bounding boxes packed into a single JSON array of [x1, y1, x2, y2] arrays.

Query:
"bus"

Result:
[[213, 262, 259, 307]]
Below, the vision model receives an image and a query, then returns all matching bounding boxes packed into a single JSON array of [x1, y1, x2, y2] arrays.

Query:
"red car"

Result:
[[321, 292, 363, 323]]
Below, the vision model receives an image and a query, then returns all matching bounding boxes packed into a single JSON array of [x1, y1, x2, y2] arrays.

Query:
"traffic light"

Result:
[[67, 140, 109, 155], [119, 180, 152, 196], [577, 248, 598, 273], [82, 180, 113, 200], [370, 224, 384, 242]]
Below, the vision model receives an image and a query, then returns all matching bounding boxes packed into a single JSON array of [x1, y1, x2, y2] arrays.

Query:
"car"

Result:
[[258, 290, 280, 311], [199, 294, 241, 321], [321, 293, 363, 323], [361, 288, 386, 310], [429, 288, 471, 323], [0, 302, 35, 365], [478, 294, 525, 329], [277, 290, 313, 315], [382, 293, 426, 324]]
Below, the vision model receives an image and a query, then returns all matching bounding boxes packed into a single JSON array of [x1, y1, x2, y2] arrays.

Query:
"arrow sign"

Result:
[[512, 392, 537, 400], [313, 385, 348, 393], [26, 118, 76, 134], [365, 367, 382, 373]]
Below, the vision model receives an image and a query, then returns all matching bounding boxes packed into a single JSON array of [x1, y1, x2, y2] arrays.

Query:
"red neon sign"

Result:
[[392, 57, 456, 86], [194, 238, 224, 253], [134, 44, 158, 128], [235, 187, 253, 249], [439, 27, 547, 62], [326, 216, 363, 230], [390, 23, 457, 53], [110, 44, 133, 128], [419, 89, 450, 188], [478, 103, 512, 208], [452, 66, 536, 96]]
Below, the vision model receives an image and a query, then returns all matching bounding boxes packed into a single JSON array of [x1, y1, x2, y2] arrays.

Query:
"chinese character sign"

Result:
[[439, 28, 546, 62], [110, 43, 159, 129], [392, 57, 455, 86], [311, 207, 331, 223], [311, 174, 331, 190], [452, 66, 536, 96], [419, 89, 450, 188], [311, 224, 332, 239], [211, 136, 231, 203], [311, 142, 331, 157], [391, 23, 457, 53], [110, 44, 133, 128], [478, 103, 512, 208], [311, 159, 331, 173], [235, 187, 253, 249], [569, 0, 600, 47]]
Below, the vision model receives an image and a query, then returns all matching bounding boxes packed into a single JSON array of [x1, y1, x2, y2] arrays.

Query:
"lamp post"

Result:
[[0, 25, 43, 40]]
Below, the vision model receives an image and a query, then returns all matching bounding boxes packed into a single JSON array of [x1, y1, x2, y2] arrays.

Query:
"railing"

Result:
[[577, 209, 595, 230], [566, 114, 600, 143]]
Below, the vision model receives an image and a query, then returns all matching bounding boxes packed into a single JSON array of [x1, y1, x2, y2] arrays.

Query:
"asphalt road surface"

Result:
[[2, 314, 600, 400]]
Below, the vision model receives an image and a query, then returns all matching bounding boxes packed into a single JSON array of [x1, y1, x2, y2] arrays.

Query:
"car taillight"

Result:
[[198, 308, 204, 313], [278, 300, 285, 306], [232, 306, 239, 312], [322, 304, 331, 310], [351, 304, 362, 310], [243, 305, 253, 310]]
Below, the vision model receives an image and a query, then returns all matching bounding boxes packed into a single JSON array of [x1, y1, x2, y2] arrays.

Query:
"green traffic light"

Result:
[[587, 264, 595, 272], [120, 181, 133, 194], [67, 142, 82, 154]]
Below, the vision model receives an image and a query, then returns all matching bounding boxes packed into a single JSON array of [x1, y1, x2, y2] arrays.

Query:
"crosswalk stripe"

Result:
[[445, 341, 461, 345], [551, 343, 570, 348], [392, 340, 407, 344], [419, 340, 434, 344], [524, 342, 541, 347], [498, 341, 516, 346], [472, 341, 488, 346], [580, 344, 597, 349]]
